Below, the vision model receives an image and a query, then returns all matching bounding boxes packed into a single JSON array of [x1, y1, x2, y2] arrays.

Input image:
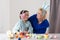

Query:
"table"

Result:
[[0, 33, 60, 40]]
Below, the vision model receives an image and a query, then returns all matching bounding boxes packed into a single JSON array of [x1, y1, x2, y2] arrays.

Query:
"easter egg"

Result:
[[44, 34, 49, 39], [15, 35, 18, 38], [37, 35, 43, 39]]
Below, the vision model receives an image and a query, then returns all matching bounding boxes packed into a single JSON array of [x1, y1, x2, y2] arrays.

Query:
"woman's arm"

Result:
[[28, 21, 33, 33], [45, 27, 49, 33]]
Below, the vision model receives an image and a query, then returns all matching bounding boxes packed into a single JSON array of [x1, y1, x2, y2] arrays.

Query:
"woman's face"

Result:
[[37, 10, 43, 20], [20, 12, 29, 21]]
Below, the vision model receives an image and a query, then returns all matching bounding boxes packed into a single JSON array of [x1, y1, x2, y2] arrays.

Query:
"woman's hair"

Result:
[[20, 10, 29, 14], [39, 8, 47, 16]]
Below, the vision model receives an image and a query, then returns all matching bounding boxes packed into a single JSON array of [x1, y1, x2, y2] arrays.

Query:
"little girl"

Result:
[[12, 10, 33, 34]]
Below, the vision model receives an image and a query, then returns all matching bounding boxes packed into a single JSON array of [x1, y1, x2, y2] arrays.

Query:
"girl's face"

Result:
[[20, 12, 29, 21]]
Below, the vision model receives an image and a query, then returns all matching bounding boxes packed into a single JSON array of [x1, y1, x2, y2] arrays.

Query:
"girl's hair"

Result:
[[19, 10, 29, 19], [20, 10, 29, 14]]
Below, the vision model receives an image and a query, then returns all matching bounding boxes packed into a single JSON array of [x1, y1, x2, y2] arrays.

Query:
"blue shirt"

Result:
[[28, 14, 49, 34]]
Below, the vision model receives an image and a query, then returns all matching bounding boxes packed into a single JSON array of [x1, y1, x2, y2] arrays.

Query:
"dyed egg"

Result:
[[15, 35, 18, 38], [26, 36, 30, 39], [19, 35, 24, 38], [44, 34, 49, 39], [53, 35, 57, 39], [37, 35, 43, 39]]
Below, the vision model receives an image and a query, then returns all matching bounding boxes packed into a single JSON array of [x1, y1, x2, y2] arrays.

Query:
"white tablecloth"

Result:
[[0, 33, 60, 40]]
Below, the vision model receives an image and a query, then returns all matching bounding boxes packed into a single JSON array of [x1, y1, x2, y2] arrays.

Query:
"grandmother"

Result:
[[28, 8, 49, 34]]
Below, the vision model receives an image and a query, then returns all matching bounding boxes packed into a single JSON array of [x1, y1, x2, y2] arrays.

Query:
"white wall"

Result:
[[0, 0, 50, 33], [0, 0, 10, 33]]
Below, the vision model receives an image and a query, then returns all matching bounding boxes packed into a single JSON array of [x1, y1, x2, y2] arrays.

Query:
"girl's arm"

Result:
[[12, 21, 20, 34]]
